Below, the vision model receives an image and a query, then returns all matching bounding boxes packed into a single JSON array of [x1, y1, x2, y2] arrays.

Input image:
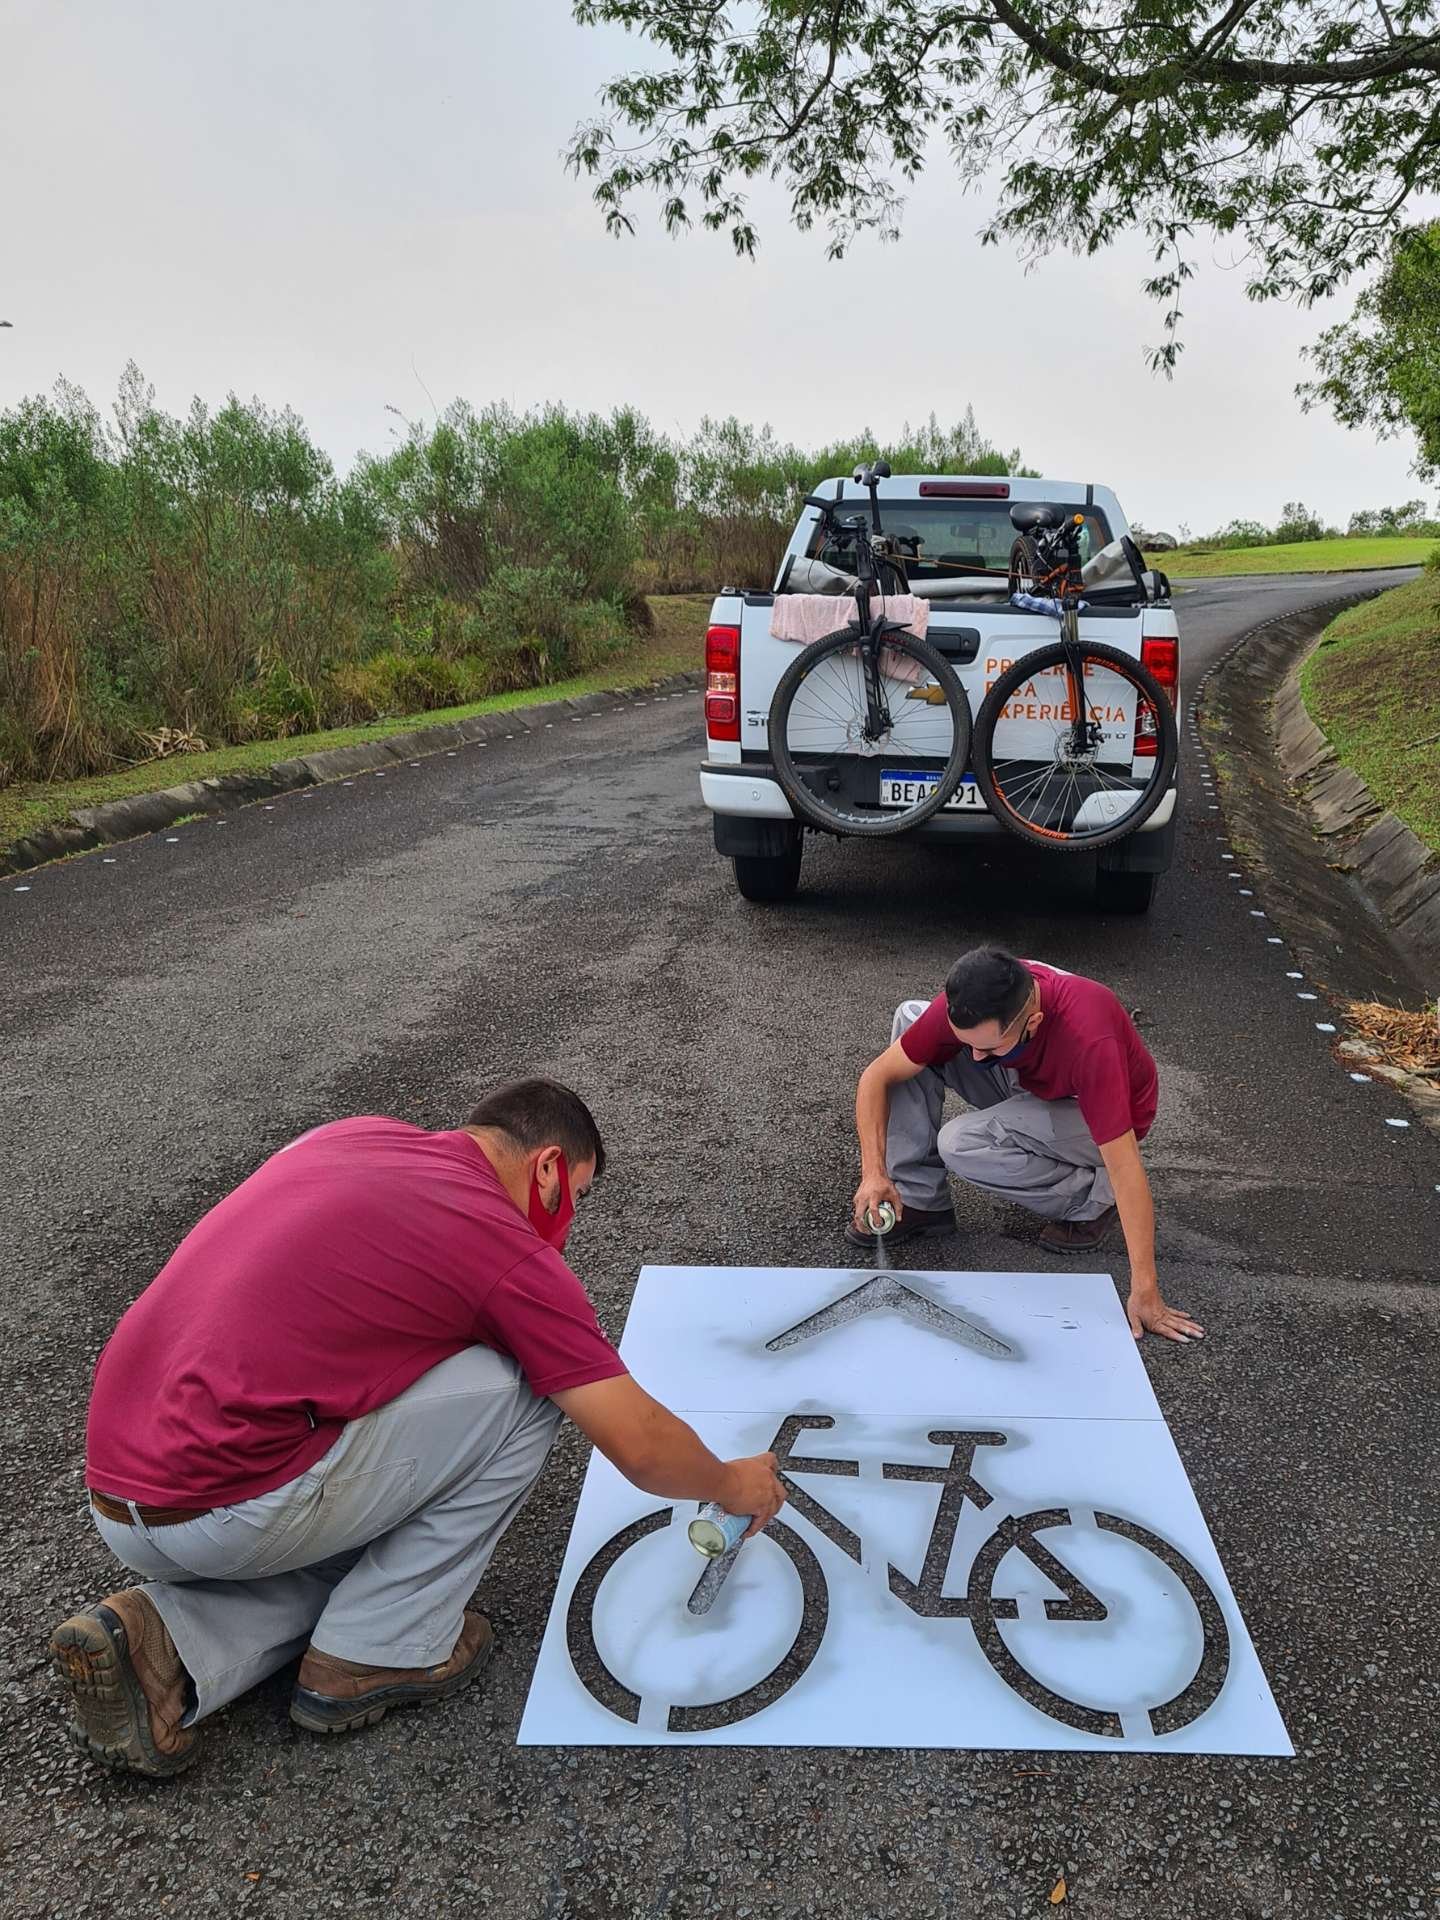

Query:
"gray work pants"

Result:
[[888, 999, 1115, 1223], [90, 1345, 561, 1723]]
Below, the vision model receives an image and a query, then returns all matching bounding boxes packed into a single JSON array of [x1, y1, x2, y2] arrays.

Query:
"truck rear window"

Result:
[[809, 498, 1112, 582]]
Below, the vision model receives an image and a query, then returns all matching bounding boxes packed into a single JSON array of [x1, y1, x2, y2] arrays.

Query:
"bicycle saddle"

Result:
[[1009, 502, 1065, 532]]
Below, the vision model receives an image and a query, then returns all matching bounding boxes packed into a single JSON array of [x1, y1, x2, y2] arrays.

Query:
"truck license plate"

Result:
[[879, 771, 985, 812]]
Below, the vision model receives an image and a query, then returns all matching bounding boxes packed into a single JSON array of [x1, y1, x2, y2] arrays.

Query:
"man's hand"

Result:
[[853, 1172, 903, 1229], [1127, 1286, 1205, 1343], [554, 1377, 787, 1527], [715, 1452, 787, 1538]]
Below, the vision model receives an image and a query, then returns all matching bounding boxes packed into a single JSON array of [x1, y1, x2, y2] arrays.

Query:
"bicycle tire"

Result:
[[768, 627, 973, 837], [971, 640, 1178, 852]]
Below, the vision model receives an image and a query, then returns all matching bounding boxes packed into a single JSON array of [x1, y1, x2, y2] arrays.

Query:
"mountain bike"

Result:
[[968, 506, 1180, 850], [767, 488, 1178, 850], [566, 1412, 1229, 1740], [766, 461, 974, 837]]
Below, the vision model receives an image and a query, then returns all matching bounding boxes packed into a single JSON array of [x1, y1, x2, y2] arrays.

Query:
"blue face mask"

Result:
[[983, 1030, 1033, 1066]]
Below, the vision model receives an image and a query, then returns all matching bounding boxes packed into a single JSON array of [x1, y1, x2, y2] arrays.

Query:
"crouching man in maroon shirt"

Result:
[[51, 1079, 784, 1779], [849, 947, 1204, 1345]]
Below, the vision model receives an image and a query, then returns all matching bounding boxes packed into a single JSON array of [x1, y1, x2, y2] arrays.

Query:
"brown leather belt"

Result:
[[89, 1490, 216, 1527]]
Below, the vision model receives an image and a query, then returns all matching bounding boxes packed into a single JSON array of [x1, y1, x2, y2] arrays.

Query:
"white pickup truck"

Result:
[[699, 473, 1179, 911]]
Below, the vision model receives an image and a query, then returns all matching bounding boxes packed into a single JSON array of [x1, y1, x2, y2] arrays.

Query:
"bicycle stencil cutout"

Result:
[[519, 1268, 1292, 1754]]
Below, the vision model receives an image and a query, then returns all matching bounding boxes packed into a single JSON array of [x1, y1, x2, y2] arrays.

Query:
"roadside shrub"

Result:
[[0, 373, 1031, 789], [472, 563, 627, 689]]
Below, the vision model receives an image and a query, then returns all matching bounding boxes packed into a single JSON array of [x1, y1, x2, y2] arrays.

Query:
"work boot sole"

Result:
[[49, 1606, 197, 1780], [289, 1632, 495, 1734]]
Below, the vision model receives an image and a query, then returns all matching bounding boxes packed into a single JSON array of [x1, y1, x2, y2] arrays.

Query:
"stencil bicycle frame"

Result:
[[568, 1413, 1229, 1739], [971, 506, 1180, 850]]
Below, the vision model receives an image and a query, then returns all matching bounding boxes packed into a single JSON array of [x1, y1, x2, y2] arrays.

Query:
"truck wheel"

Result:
[[1095, 868, 1156, 914], [732, 837, 803, 903]]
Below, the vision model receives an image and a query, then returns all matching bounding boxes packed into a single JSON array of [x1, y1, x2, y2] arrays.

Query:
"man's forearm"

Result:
[[1109, 1158, 1158, 1290], [855, 1065, 892, 1175], [614, 1402, 730, 1502]]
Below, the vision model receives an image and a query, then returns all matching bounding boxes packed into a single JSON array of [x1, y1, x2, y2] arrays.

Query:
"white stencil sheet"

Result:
[[518, 1267, 1291, 1754]]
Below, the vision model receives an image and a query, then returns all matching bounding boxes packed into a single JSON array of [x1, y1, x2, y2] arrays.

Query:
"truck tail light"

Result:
[[918, 481, 1010, 498], [705, 624, 741, 741], [1134, 636, 1179, 758]]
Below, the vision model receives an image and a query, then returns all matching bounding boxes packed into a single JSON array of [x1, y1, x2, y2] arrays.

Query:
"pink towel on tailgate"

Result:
[[768, 594, 929, 682]]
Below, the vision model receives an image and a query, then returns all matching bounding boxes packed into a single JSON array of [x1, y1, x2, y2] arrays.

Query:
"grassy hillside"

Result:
[[1152, 536, 1435, 578], [1302, 569, 1440, 853]]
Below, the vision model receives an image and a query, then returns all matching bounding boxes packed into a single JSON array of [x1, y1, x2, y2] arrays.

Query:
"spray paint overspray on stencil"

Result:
[[519, 1267, 1291, 1754]]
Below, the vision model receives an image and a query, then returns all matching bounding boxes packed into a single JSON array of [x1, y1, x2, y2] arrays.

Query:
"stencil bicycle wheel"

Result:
[[566, 1507, 829, 1733], [965, 1507, 1231, 1739]]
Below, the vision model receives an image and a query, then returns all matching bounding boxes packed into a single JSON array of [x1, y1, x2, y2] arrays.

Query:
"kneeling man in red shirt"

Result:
[[849, 947, 1203, 1345], [52, 1078, 784, 1778]]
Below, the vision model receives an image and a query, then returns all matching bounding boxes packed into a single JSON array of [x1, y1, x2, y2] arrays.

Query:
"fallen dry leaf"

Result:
[[1049, 1877, 1067, 1904]]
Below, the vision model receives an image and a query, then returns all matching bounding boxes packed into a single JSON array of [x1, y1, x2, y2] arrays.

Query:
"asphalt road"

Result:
[[3, 569, 1437, 1920]]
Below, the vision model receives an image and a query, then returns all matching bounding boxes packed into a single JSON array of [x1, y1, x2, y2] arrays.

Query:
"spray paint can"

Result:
[[864, 1199, 896, 1269], [688, 1502, 751, 1558]]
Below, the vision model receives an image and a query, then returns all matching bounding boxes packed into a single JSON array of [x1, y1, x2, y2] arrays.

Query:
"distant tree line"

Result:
[[1189, 499, 1440, 551]]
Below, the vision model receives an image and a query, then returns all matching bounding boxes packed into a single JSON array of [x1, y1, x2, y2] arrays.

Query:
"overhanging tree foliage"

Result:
[[1299, 220, 1440, 478], [568, 0, 1440, 365]]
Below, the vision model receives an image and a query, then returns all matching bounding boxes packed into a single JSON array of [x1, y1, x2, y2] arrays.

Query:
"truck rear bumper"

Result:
[[699, 760, 1177, 840]]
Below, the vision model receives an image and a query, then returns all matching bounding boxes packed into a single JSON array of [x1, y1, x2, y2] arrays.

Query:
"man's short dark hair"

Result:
[[944, 948, 1034, 1029], [466, 1078, 606, 1176]]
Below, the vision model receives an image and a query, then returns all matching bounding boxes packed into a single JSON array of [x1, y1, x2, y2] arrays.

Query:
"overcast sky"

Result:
[[2, 0, 1429, 533]]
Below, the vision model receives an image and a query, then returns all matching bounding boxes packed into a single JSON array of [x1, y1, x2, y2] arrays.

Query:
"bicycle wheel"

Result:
[[966, 1507, 1230, 1741], [971, 640, 1178, 851], [768, 627, 973, 836], [565, 1507, 829, 1734]]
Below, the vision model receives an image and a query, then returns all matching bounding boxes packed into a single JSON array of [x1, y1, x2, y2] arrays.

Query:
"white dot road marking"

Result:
[[1267, 937, 1283, 944], [13, 885, 30, 892], [1221, 853, 1234, 860], [447, 750, 458, 755], [165, 837, 179, 843], [1385, 1118, 1410, 1128], [1239, 889, 1253, 895], [1316, 1023, 1336, 1033], [1350, 1072, 1372, 1082], [103, 858, 116, 864], [1250, 910, 1266, 917], [1298, 992, 1318, 1000]]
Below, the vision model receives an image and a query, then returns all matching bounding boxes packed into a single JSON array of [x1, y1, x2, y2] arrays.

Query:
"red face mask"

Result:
[[528, 1151, 574, 1252]]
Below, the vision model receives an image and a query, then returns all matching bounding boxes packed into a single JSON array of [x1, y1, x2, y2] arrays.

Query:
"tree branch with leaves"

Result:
[[568, 0, 1440, 366]]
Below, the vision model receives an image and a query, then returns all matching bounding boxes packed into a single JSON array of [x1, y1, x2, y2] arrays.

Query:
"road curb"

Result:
[[1197, 590, 1438, 1133], [1274, 636, 1440, 971], [1, 672, 704, 877]]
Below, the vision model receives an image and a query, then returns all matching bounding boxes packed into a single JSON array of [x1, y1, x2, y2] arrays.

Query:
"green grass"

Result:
[[1151, 535, 1436, 578], [1301, 569, 1440, 854], [1, 594, 710, 853]]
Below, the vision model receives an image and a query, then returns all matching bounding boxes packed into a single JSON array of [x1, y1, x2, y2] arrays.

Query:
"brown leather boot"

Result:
[[50, 1589, 197, 1778], [1038, 1205, 1120, 1252], [290, 1608, 495, 1734]]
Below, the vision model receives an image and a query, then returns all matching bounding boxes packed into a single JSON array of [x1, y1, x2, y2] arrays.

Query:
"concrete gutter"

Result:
[[1274, 652, 1440, 970], [1, 672, 704, 878]]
